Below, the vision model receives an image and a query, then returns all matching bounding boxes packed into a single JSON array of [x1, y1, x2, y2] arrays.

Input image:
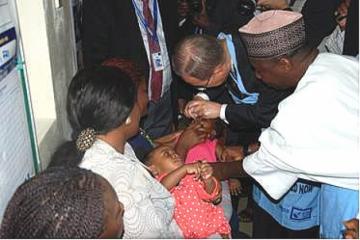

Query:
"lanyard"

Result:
[[132, 0, 159, 42], [217, 32, 259, 105]]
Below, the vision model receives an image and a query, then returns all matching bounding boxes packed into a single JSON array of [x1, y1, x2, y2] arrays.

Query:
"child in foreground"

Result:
[[144, 145, 231, 239]]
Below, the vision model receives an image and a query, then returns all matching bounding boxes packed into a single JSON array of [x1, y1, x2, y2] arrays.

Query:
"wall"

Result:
[[16, 0, 77, 169]]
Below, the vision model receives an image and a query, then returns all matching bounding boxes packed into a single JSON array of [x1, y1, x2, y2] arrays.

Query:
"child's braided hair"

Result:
[[0, 167, 106, 238]]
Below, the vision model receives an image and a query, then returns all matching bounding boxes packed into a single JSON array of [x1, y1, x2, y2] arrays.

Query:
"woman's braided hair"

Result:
[[0, 167, 106, 238]]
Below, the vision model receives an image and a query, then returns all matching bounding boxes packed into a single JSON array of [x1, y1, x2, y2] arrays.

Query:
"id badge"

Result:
[[152, 52, 164, 71]]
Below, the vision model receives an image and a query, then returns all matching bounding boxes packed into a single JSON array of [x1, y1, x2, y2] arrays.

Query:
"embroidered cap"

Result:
[[239, 10, 305, 59]]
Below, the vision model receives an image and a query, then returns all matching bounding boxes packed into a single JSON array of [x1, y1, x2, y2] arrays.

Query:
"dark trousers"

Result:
[[252, 202, 320, 239], [141, 90, 173, 139], [229, 210, 250, 238]]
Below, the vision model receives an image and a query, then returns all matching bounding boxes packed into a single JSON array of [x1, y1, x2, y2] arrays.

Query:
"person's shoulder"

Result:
[[304, 53, 358, 90], [299, 53, 355, 83], [82, 140, 134, 168], [316, 53, 359, 69], [276, 53, 357, 117]]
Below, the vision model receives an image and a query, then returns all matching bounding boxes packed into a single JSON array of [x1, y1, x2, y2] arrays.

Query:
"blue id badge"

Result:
[[151, 52, 164, 71]]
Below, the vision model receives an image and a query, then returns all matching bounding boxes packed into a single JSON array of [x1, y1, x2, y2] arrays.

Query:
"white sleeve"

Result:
[[107, 163, 175, 238], [219, 104, 229, 124], [243, 145, 298, 200], [244, 54, 360, 198]]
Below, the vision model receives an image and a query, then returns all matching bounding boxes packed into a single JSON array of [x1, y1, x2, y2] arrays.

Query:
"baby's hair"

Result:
[[0, 167, 106, 238]]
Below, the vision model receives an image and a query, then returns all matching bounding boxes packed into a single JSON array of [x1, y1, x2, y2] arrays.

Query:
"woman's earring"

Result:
[[125, 117, 131, 125]]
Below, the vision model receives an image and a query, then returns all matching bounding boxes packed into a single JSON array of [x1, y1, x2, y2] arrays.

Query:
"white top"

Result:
[[243, 53, 359, 200], [80, 139, 182, 238], [318, 26, 345, 55], [132, 0, 172, 99]]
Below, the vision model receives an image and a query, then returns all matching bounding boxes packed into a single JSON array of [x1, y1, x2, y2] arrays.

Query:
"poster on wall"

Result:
[[0, 0, 38, 222]]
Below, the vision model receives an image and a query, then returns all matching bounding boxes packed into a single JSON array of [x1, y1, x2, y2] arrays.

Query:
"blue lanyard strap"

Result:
[[217, 32, 259, 105], [132, 0, 159, 42]]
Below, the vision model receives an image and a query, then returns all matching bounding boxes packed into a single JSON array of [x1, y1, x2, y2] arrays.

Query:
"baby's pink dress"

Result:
[[158, 173, 231, 238], [185, 139, 234, 225]]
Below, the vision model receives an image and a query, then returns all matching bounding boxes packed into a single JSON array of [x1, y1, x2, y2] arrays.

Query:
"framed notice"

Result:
[[0, 0, 39, 222]]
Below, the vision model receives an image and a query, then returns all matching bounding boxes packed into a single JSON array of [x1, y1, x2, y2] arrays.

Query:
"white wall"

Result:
[[16, 0, 77, 168]]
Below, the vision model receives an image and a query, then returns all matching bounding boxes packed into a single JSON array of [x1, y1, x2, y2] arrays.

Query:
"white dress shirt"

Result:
[[132, 0, 172, 99]]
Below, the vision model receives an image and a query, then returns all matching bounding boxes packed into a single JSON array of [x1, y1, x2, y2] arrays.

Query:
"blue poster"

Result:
[[0, 27, 17, 81]]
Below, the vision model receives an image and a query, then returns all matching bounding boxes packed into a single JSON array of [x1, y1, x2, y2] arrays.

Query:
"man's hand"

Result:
[[228, 178, 242, 196], [184, 100, 222, 119], [200, 161, 213, 180], [343, 218, 359, 239], [175, 121, 208, 157]]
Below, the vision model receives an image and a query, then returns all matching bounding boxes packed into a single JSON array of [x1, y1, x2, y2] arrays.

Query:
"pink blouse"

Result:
[[185, 139, 218, 164]]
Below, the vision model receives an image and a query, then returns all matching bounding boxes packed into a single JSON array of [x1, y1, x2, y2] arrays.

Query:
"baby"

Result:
[[183, 118, 243, 165], [144, 145, 231, 239], [183, 119, 244, 222]]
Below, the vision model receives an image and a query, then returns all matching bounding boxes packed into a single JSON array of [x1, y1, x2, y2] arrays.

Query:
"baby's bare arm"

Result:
[[160, 163, 201, 190]]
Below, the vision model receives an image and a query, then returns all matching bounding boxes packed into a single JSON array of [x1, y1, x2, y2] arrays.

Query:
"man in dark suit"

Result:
[[173, 33, 292, 144], [176, 0, 255, 117], [81, 0, 179, 138], [173, 33, 294, 237]]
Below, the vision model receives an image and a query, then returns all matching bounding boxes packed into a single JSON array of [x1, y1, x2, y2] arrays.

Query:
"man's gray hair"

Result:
[[172, 35, 226, 81]]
